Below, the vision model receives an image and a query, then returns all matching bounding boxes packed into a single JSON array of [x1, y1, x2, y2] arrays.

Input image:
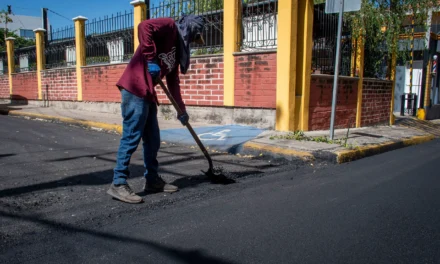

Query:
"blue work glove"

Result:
[[147, 61, 161, 79], [178, 112, 189, 126]]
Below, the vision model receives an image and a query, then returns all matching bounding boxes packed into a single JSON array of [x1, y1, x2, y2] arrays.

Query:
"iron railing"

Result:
[[239, 0, 278, 51], [0, 52, 7, 75], [150, 0, 224, 54], [14, 46, 37, 73], [85, 10, 134, 65], [45, 25, 76, 69], [400, 93, 418, 116], [431, 22, 440, 35], [312, 3, 353, 76]]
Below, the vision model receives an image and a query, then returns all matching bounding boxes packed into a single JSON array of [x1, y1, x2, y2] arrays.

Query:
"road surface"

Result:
[[1, 115, 439, 264]]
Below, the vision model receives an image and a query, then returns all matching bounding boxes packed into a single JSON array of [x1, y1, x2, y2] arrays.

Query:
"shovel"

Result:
[[156, 78, 235, 184]]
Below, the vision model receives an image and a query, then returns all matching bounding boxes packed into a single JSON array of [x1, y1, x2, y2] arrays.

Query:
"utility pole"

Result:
[[42, 8, 48, 46], [2, 22, 5, 41], [146, 0, 150, 19], [3, 5, 12, 41]]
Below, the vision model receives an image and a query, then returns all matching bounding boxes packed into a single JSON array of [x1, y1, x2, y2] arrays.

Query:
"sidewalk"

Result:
[[244, 124, 436, 163], [1, 102, 438, 164]]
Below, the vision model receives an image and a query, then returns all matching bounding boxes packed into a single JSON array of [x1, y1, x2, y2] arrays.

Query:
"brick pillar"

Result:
[[6, 37, 15, 96], [223, 0, 242, 106], [390, 46, 397, 125], [73, 16, 88, 101], [296, 0, 313, 131], [131, 0, 147, 51], [276, 0, 313, 131], [34, 28, 46, 100], [355, 36, 365, 128]]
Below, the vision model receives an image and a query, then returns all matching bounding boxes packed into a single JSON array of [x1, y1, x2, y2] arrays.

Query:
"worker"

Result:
[[107, 15, 205, 203]]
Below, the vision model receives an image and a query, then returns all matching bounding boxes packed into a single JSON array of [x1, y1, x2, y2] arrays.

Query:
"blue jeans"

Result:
[[113, 89, 160, 185]]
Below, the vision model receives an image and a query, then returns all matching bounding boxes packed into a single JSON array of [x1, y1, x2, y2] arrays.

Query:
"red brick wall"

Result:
[[309, 75, 358, 131], [361, 79, 393, 126], [41, 68, 77, 101], [156, 56, 224, 106], [81, 56, 224, 106], [11, 72, 38, 100], [234, 52, 277, 108], [0, 75, 9, 99], [82, 64, 125, 102]]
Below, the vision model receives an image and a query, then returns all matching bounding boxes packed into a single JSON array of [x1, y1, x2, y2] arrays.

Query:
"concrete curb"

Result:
[[0, 109, 123, 134], [2, 109, 436, 164], [243, 135, 436, 164], [335, 135, 436, 163]]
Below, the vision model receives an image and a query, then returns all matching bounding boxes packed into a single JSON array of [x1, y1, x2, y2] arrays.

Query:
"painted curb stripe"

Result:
[[1, 110, 122, 134]]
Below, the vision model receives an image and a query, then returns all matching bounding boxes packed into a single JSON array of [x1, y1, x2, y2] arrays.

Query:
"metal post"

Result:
[[433, 55, 438, 104], [413, 94, 418, 116], [400, 94, 405, 116], [146, 0, 150, 19], [409, 16, 414, 95], [42, 8, 49, 47], [329, 0, 344, 140]]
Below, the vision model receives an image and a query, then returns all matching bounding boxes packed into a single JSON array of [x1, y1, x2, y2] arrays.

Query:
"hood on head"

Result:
[[175, 15, 205, 74]]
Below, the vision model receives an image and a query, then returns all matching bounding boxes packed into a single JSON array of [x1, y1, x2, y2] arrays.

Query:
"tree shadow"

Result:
[[45, 151, 117, 163], [351, 132, 384, 139], [0, 168, 116, 198], [396, 117, 440, 137], [0, 95, 28, 114], [0, 143, 281, 198], [0, 153, 16, 159], [0, 155, 273, 198], [0, 210, 238, 264]]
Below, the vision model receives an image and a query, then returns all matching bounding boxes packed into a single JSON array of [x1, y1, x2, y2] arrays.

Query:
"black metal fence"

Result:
[[85, 10, 134, 65], [312, 3, 353, 76], [239, 0, 278, 51], [0, 52, 7, 75], [14, 46, 37, 73], [150, 0, 224, 54], [46, 25, 76, 69], [431, 22, 440, 35]]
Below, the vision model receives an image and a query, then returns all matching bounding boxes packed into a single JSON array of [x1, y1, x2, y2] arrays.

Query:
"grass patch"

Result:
[[269, 130, 357, 149]]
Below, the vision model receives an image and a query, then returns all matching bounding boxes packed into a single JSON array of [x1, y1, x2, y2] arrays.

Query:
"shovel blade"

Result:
[[203, 168, 236, 185]]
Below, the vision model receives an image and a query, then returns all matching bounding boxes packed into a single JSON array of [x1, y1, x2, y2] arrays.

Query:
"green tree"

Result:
[[0, 28, 35, 52], [350, 0, 435, 77], [0, 9, 13, 41], [153, 0, 223, 18], [0, 10, 35, 52], [194, 0, 222, 12], [315, 0, 436, 77]]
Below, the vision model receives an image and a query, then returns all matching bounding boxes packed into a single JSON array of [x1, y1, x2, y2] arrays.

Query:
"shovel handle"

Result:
[[156, 78, 214, 170]]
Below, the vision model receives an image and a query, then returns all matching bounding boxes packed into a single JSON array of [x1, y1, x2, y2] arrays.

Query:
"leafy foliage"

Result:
[[315, 0, 436, 78], [0, 10, 35, 52], [0, 29, 35, 52], [152, 0, 223, 18]]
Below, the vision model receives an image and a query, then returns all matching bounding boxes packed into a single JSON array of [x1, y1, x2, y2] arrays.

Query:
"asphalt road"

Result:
[[1, 115, 440, 264]]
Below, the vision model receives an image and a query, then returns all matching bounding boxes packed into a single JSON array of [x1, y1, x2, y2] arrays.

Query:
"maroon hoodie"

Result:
[[116, 18, 186, 112]]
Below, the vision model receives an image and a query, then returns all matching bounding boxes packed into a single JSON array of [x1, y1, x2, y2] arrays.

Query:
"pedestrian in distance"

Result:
[[107, 15, 205, 203]]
